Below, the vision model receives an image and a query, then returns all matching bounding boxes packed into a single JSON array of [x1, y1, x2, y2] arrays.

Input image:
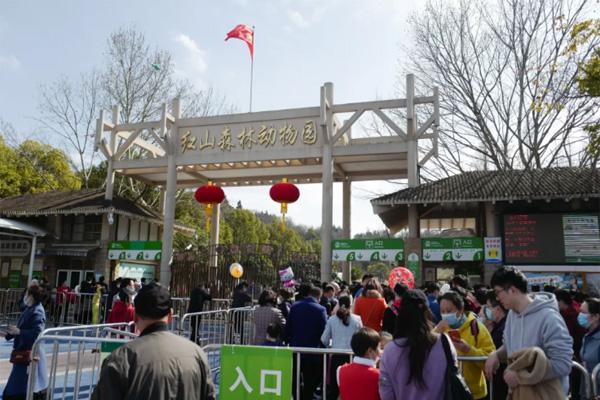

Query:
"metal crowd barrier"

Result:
[[202, 345, 494, 400], [591, 363, 600, 398], [180, 307, 254, 347], [2, 288, 235, 327], [25, 322, 136, 400], [0, 288, 25, 325]]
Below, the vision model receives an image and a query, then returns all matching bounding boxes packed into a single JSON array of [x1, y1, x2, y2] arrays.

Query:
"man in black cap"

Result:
[[92, 283, 215, 400]]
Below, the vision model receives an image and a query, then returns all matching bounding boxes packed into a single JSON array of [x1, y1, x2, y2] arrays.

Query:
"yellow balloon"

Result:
[[229, 263, 243, 279]]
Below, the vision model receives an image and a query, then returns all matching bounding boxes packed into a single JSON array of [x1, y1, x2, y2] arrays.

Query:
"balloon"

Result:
[[388, 266, 415, 289], [229, 263, 243, 279]]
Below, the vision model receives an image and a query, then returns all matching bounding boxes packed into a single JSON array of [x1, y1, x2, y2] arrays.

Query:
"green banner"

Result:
[[220, 345, 292, 400], [108, 241, 162, 261], [332, 239, 404, 262], [8, 270, 21, 288], [422, 237, 483, 262]]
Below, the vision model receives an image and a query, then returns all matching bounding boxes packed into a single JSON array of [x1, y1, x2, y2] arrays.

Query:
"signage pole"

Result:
[[249, 26, 255, 113], [27, 235, 37, 285]]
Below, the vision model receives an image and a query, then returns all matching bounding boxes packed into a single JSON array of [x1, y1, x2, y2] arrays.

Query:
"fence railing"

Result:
[[1, 288, 234, 328], [179, 307, 254, 347], [25, 322, 137, 400], [25, 321, 596, 400]]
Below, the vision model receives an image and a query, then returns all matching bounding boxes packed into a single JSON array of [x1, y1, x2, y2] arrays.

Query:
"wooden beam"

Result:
[[416, 114, 435, 136], [373, 108, 407, 139], [114, 129, 144, 159], [116, 131, 166, 157], [331, 108, 364, 144]]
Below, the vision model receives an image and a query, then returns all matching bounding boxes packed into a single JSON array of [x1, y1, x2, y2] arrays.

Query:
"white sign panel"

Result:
[[484, 237, 502, 264]]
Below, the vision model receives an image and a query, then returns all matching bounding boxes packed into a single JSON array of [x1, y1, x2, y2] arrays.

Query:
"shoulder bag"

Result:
[[10, 349, 32, 364], [440, 333, 473, 400]]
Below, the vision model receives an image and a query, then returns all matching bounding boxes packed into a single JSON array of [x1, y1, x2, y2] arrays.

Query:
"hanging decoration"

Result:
[[269, 178, 300, 230], [194, 181, 225, 232], [388, 266, 415, 290], [229, 262, 244, 279]]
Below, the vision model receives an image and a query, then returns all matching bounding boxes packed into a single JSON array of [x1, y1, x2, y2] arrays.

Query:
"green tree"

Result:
[[367, 262, 391, 282], [0, 136, 80, 198], [569, 19, 600, 160], [228, 208, 269, 245], [0, 137, 23, 197], [267, 221, 311, 252], [17, 140, 81, 194]]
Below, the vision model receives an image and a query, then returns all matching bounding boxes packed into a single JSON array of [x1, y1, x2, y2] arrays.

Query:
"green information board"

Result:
[[332, 239, 404, 262], [220, 345, 292, 400], [422, 237, 484, 262], [8, 270, 21, 288], [108, 241, 162, 261]]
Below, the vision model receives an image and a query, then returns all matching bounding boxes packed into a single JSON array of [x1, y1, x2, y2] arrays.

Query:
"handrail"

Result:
[[592, 363, 600, 398]]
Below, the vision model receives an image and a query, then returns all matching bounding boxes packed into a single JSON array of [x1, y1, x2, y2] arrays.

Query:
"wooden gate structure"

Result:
[[95, 75, 439, 285]]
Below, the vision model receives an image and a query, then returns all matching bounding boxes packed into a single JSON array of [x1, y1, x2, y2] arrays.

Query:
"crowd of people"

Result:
[[4, 265, 600, 399], [238, 267, 594, 399]]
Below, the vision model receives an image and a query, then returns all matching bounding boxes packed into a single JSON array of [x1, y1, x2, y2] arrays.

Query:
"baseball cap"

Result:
[[134, 282, 172, 319]]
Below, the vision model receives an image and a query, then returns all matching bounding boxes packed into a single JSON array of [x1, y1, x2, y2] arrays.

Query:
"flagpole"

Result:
[[249, 26, 255, 113]]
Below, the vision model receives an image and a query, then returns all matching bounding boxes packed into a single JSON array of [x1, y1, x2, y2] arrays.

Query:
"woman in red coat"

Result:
[[107, 288, 135, 325], [354, 278, 387, 332]]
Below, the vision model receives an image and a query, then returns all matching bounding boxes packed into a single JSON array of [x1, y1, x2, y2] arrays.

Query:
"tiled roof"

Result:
[[0, 189, 193, 233], [0, 189, 161, 219], [371, 168, 600, 206]]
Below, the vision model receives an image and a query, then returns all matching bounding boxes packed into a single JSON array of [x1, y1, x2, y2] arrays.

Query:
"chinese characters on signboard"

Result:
[[180, 119, 319, 154]]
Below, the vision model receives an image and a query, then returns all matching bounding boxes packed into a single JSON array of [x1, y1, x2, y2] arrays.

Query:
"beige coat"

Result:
[[507, 346, 564, 400]]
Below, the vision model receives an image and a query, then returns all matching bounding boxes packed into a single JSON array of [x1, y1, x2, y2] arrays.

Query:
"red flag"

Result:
[[225, 24, 254, 59]]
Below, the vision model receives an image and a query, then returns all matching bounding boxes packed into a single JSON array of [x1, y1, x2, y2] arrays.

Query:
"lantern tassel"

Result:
[[280, 203, 287, 231], [205, 203, 213, 233]]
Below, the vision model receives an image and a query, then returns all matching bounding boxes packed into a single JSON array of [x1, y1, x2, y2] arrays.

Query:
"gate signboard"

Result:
[[332, 239, 404, 262], [108, 241, 162, 261], [422, 237, 484, 262]]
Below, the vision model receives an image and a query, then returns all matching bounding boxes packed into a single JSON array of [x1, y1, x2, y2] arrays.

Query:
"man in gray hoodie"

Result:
[[485, 266, 574, 395]]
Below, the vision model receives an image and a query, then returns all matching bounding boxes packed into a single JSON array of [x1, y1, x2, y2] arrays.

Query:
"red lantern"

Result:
[[194, 181, 225, 231], [269, 178, 300, 229]]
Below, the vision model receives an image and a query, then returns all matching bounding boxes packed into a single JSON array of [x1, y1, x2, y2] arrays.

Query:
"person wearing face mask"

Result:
[[1, 285, 48, 400], [485, 267, 573, 397], [578, 298, 600, 394], [485, 290, 509, 400], [435, 290, 495, 399]]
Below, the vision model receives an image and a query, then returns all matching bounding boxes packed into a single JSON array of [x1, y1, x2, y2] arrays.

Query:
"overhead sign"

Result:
[[220, 345, 292, 400], [422, 238, 484, 262], [108, 241, 162, 261], [332, 239, 404, 262], [0, 240, 31, 257], [484, 237, 503, 264]]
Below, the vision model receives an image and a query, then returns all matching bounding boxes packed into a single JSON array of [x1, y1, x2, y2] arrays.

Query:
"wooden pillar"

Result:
[[158, 186, 166, 215], [209, 203, 220, 271], [104, 108, 117, 201], [405, 74, 422, 285], [483, 202, 500, 285], [160, 101, 178, 288], [342, 177, 352, 283], [320, 82, 334, 283]]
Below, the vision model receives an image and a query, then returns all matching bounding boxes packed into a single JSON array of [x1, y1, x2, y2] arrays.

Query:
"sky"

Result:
[[0, 0, 426, 236]]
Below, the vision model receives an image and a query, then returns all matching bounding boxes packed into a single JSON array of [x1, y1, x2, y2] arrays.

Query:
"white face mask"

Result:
[[25, 295, 34, 307]]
